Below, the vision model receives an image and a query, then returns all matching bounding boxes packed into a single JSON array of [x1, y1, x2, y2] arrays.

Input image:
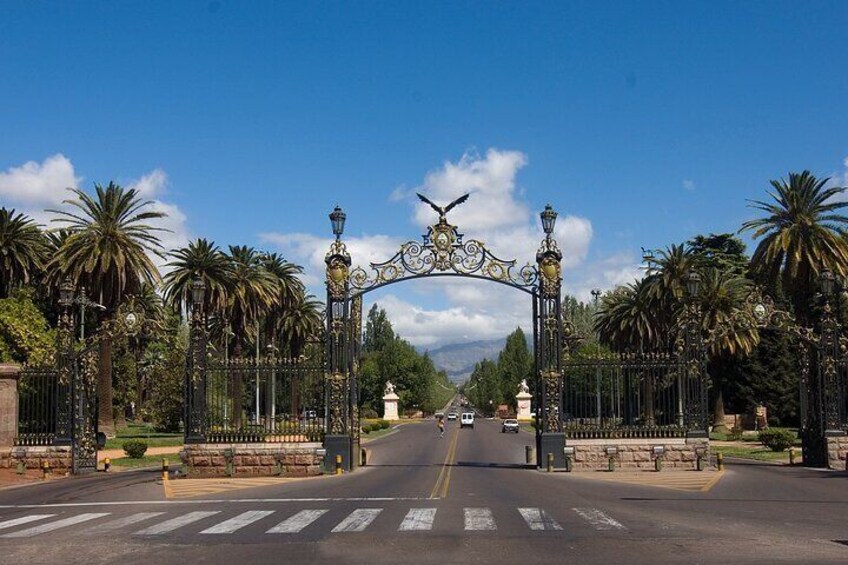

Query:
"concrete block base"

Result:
[[563, 437, 710, 471], [179, 443, 325, 478], [0, 445, 73, 473], [826, 434, 848, 470]]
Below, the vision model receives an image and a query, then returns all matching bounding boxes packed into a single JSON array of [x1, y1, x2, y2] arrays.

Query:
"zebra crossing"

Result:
[[0, 505, 627, 539]]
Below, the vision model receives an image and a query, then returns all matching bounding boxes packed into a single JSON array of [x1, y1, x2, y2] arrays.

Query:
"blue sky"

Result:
[[2, 1, 847, 346]]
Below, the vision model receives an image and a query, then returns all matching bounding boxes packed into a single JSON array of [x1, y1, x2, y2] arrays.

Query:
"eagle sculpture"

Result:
[[416, 192, 470, 221]]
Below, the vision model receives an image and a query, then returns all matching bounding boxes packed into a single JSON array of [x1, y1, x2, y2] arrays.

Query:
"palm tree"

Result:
[[163, 238, 233, 316], [260, 252, 305, 351], [49, 182, 166, 435], [741, 171, 848, 325], [594, 278, 659, 353], [697, 268, 760, 430], [280, 293, 323, 359], [0, 208, 48, 298], [225, 245, 278, 426]]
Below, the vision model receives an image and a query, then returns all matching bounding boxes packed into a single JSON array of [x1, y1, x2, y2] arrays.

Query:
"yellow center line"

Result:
[[429, 427, 459, 499], [439, 428, 460, 499]]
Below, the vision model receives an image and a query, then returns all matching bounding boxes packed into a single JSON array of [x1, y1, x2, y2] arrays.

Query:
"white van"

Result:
[[460, 412, 475, 429]]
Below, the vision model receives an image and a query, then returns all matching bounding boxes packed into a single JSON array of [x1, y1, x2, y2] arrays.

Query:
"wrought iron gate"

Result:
[[71, 345, 99, 474]]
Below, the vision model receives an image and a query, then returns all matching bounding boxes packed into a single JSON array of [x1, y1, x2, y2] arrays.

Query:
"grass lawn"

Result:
[[712, 444, 797, 463], [104, 422, 183, 450], [109, 454, 172, 469]]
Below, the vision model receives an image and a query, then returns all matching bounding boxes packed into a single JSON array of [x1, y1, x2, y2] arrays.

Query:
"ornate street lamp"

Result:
[[820, 269, 835, 296], [59, 278, 74, 307], [685, 271, 701, 298], [192, 278, 206, 306], [540, 204, 557, 236], [330, 205, 346, 240]]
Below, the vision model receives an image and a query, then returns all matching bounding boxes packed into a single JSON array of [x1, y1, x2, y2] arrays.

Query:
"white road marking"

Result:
[[0, 497, 425, 510], [398, 508, 437, 531], [464, 507, 496, 531], [200, 510, 275, 534], [572, 507, 625, 531], [88, 512, 166, 532], [0, 514, 56, 531], [517, 507, 562, 531], [331, 508, 382, 532], [135, 511, 220, 535], [267, 509, 328, 533], [2, 513, 110, 538]]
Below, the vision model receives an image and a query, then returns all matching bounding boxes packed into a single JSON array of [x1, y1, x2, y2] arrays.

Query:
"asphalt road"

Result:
[[0, 417, 847, 564]]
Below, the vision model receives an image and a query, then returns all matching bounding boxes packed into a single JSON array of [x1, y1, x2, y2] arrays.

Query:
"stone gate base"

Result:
[[564, 437, 710, 471], [827, 435, 848, 470], [179, 443, 325, 478], [0, 445, 73, 473]]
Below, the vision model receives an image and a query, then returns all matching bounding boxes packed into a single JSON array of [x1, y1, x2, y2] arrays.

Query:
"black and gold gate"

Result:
[[323, 197, 568, 470]]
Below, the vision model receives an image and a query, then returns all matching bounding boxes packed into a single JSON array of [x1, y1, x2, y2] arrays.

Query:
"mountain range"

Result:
[[419, 333, 532, 384]]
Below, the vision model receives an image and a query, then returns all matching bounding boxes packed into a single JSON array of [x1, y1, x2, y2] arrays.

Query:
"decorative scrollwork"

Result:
[[348, 218, 538, 293], [328, 372, 347, 435]]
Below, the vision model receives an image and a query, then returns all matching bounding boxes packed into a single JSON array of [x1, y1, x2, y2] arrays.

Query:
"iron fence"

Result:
[[205, 358, 325, 443], [562, 353, 702, 439], [15, 366, 60, 446]]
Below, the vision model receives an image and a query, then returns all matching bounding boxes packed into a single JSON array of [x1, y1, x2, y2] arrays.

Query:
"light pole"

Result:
[[75, 287, 106, 341], [591, 288, 602, 425]]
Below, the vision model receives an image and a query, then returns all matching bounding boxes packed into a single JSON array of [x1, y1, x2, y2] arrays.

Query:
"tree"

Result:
[[688, 233, 748, 277], [0, 208, 48, 298], [363, 304, 394, 353], [163, 238, 233, 316], [49, 182, 166, 435], [594, 279, 659, 352], [496, 327, 531, 406], [562, 295, 597, 344], [0, 290, 54, 365], [741, 171, 848, 325]]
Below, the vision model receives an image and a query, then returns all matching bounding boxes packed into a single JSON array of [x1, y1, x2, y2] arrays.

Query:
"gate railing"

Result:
[[562, 353, 704, 439], [15, 365, 60, 446], [204, 358, 325, 443]]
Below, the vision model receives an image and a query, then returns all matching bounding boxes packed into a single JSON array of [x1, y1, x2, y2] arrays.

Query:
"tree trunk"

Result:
[[712, 388, 728, 433], [98, 335, 115, 437]]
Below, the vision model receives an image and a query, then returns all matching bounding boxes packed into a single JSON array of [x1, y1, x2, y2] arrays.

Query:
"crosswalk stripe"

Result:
[[135, 511, 220, 535], [517, 507, 562, 531], [398, 508, 437, 531], [331, 509, 382, 533], [89, 512, 166, 532], [0, 515, 56, 531], [464, 508, 496, 531], [267, 509, 328, 533], [572, 507, 625, 531], [2, 513, 110, 538], [200, 510, 275, 534]]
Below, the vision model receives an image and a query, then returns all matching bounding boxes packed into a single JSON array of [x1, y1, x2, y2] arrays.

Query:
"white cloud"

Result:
[[683, 179, 696, 191], [127, 169, 191, 271], [0, 154, 80, 217], [133, 168, 168, 198]]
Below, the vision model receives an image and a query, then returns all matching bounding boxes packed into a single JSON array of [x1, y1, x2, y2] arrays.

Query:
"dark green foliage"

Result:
[[757, 428, 796, 452], [496, 328, 532, 407], [0, 290, 54, 365], [361, 407, 379, 419], [363, 304, 395, 353], [122, 439, 148, 458]]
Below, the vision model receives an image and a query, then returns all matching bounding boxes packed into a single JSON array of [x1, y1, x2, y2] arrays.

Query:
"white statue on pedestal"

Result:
[[383, 380, 399, 420], [516, 378, 532, 421]]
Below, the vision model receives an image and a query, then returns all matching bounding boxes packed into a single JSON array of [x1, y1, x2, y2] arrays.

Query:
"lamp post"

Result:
[[591, 288, 602, 425], [330, 205, 346, 240], [74, 287, 106, 342], [541, 204, 557, 239]]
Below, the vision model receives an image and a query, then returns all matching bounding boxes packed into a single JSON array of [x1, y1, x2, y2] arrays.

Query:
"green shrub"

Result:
[[378, 419, 390, 429], [361, 407, 379, 419], [122, 440, 148, 459], [758, 429, 795, 452], [361, 424, 372, 434], [728, 426, 744, 441]]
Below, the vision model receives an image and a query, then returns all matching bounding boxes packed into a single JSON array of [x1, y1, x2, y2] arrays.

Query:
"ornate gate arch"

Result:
[[323, 196, 567, 470], [707, 286, 848, 467]]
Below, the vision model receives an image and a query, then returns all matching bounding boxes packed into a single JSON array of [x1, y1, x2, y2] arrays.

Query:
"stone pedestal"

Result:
[[179, 443, 325, 478], [383, 392, 399, 421], [0, 364, 21, 448], [516, 391, 532, 421]]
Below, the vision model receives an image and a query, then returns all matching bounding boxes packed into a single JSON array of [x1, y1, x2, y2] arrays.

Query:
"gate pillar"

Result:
[[324, 206, 353, 472], [535, 205, 566, 469], [185, 279, 208, 444]]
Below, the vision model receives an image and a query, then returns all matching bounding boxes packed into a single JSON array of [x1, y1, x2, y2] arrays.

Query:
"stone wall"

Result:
[[179, 443, 325, 478], [564, 438, 711, 471], [0, 445, 73, 473], [826, 435, 848, 470]]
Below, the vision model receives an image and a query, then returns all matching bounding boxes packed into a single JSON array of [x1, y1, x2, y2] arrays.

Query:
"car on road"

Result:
[[501, 419, 519, 433], [447, 412, 458, 421], [460, 412, 475, 428]]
